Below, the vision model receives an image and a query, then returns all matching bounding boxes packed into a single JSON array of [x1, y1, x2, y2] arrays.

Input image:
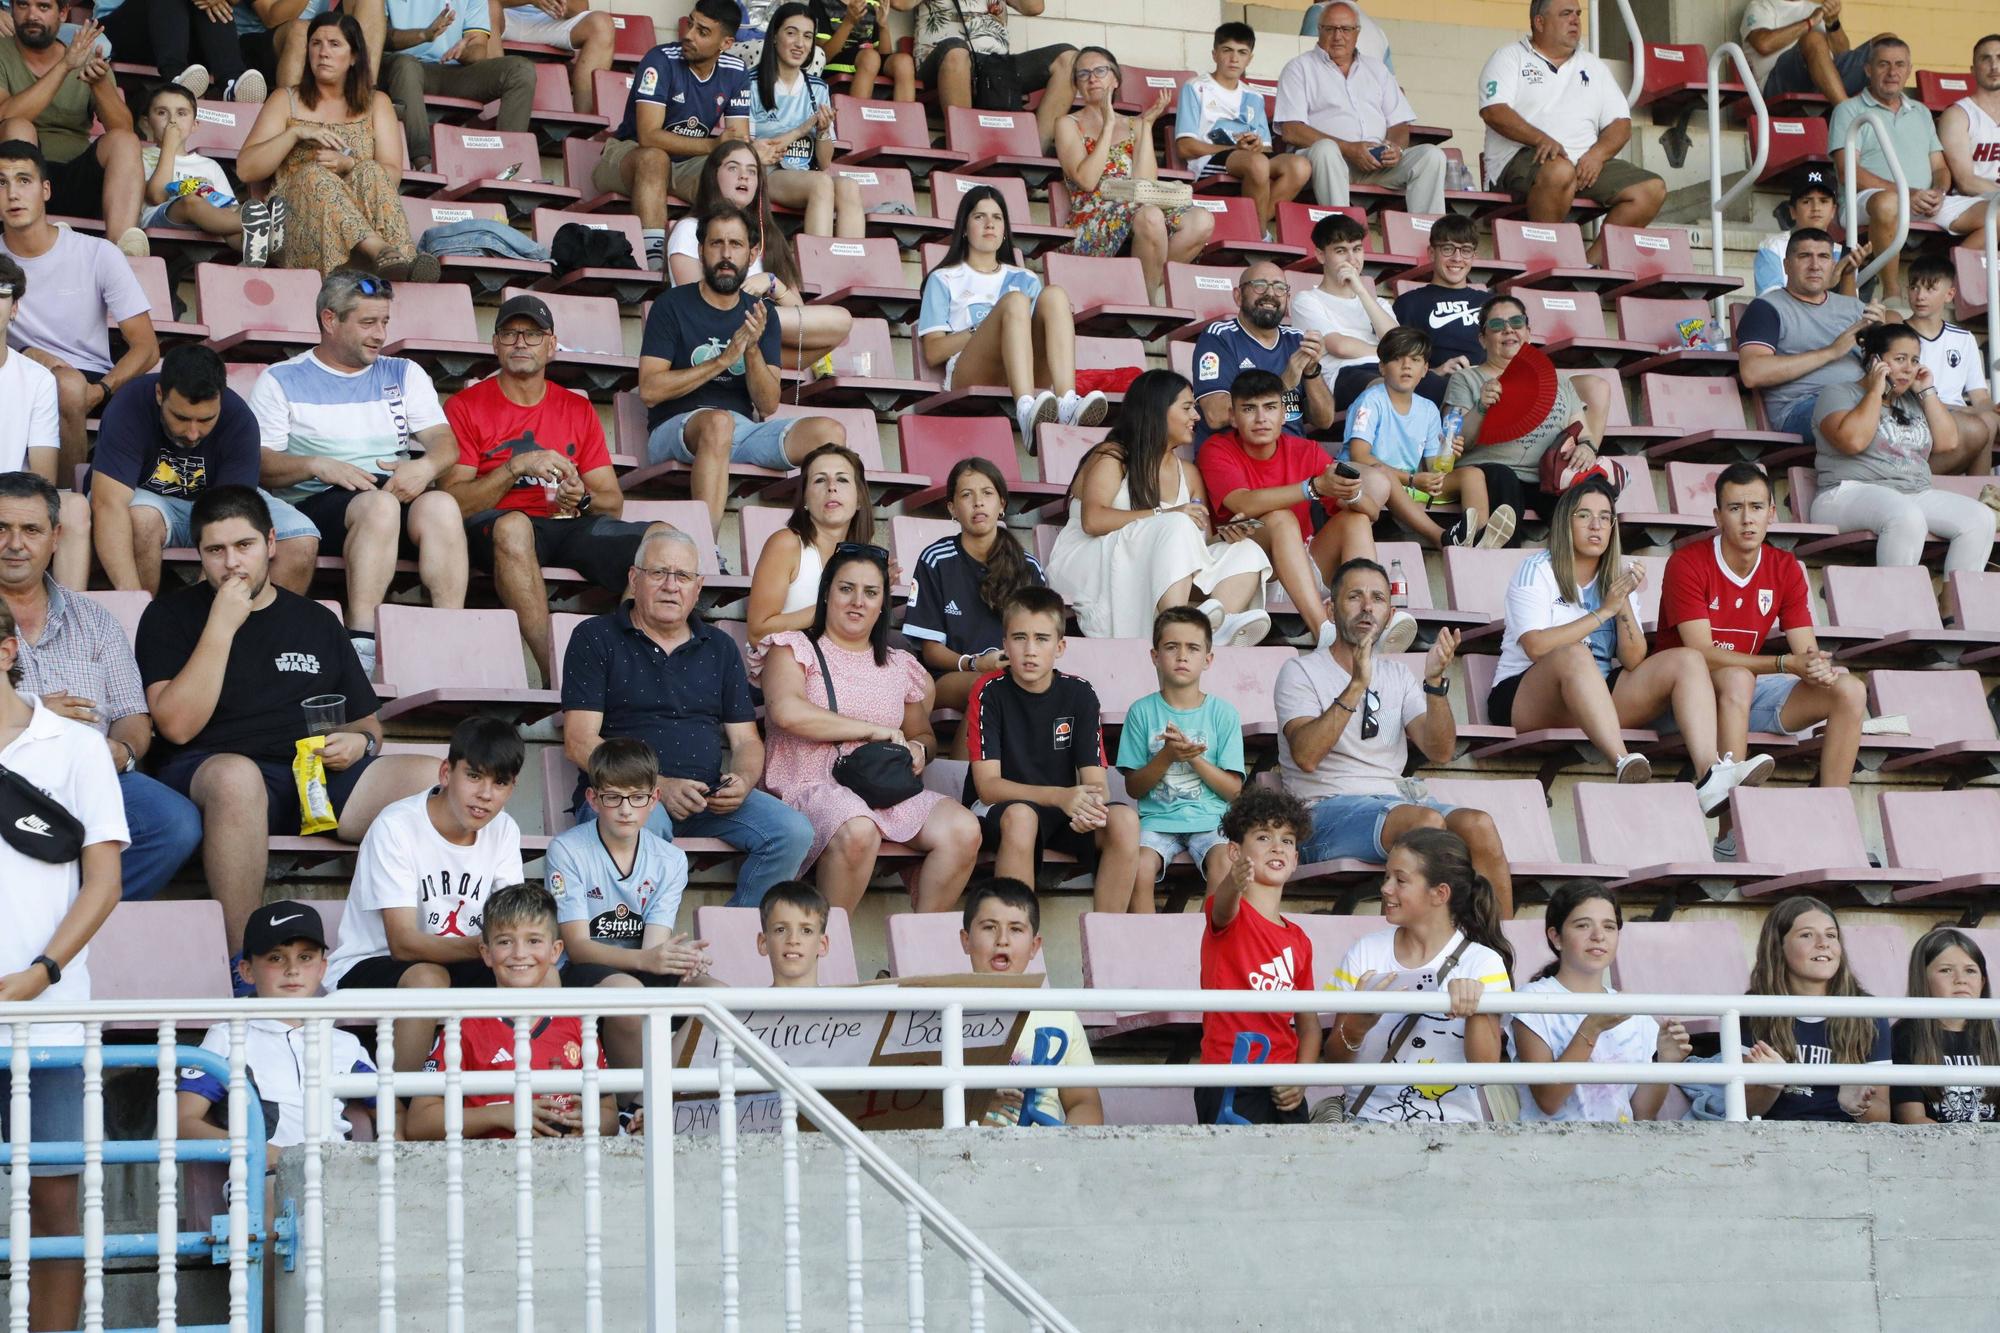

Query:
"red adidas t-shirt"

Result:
[[445, 376, 612, 517], [1654, 536, 1813, 657], [423, 1014, 607, 1138], [1197, 430, 1334, 530], [1200, 893, 1315, 1066]]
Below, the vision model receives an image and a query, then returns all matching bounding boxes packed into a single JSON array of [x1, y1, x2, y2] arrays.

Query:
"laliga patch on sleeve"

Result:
[[1197, 351, 1220, 381]]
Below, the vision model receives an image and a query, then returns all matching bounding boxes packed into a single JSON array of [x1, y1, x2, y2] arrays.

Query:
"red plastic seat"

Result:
[[1660, 460, 1832, 547], [1602, 224, 1741, 302], [1492, 218, 1631, 293], [1639, 373, 1801, 463], [1916, 69, 1974, 114], [373, 280, 492, 390], [512, 60, 608, 147], [696, 906, 864, 986], [1275, 201, 1368, 256], [1557, 366, 1673, 454], [561, 135, 621, 213], [530, 208, 658, 301], [125, 254, 208, 343], [1880, 789, 2000, 904], [897, 415, 1065, 513], [833, 94, 967, 182], [1614, 296, 1739, 377], [183, 99, 255, 160], [1424, 777, 1618, 888], [794, 235, 918, 321], [1041, 250, 1193, 341], [431, 125, 581, 220], [500, 285, 633, 395], [1633, 42, 1737, 120], [1820, 565, 2000, 666], [1163, 262, 1246, 341], [1115, 65, 1190, 118], [829, 164, 950, 249], [942, 105, 1058, 188], [1512, 285, 1649, 367], [887, 911, 1046, 978], [1378, 209, 1524, 284], [197, 263, 322, 360], [1731, 786, 1936, 900], [401, 195, 552, 298], [1754, 116, 1832, 188], [795, 316, 933, 414], [591, 68, 632, 132], [1870, 669, 2000, 780], [927, 171, 1072, 256], [606, 11, 658, 64], [1573, 781, 1782, 897], [1191, 194, 1304, 268], [375, 606, 559, 723]]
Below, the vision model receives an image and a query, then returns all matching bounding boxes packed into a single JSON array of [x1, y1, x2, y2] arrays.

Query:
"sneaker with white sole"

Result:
[[1197, 597, 1226, 632], [239, 201, 274, 267], [1615, 752, 1652, 783], [350, 636, 378, 682], [227, 69, 268, 103], [1477, 503, 1517, 549], [1216, 608, 1273, 647], [1016, 390, 1059, 448], [1376, 610, 1418, 654], [1712, 830, 1738, 860], [1442, 506, 1483, 548], [173, 65, 211, 99], [1695, 751, 1775, 815], [1072, 388, 1109, 427], [1314, 619, 1339, 653], [116, 227, 149, 259], [265, 195, 289, 260]]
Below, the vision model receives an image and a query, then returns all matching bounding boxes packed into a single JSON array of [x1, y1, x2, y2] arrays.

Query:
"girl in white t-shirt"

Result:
[[748, 6, 865, 238], [1511, 883, 1691, 1123], [1486, 477, 1771, 811], [1324, 828, 1513, 1123], [665, 140, 853, 371], [918, 185, 1108, 448]]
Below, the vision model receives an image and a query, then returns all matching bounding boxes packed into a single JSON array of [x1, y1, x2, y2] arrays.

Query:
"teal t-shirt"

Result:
[[1115, 692, 1245, 833]]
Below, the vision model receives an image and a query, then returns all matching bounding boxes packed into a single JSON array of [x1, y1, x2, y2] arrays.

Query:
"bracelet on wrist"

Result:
[[1331, 697, 1356, 715], [1337, 1020, 1365, 1053]]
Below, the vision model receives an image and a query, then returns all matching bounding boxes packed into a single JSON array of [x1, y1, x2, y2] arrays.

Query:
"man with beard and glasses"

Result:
[[133, 485, 436, 970], [1190, 260, 1334, 446], [636, 203, 845, 540], [1272, 556, 1513, 916], [0, 1, 147, 253], [439, 293, 667, 683]]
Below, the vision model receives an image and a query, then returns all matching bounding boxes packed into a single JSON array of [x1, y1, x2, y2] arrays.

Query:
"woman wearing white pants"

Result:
[[1809, 323, 1996, 572]]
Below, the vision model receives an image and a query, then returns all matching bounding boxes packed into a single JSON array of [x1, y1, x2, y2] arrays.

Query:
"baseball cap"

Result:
[[495, 293, 556, 332], [1790, 168, 1837, 203], [242, 900, 329, 957]]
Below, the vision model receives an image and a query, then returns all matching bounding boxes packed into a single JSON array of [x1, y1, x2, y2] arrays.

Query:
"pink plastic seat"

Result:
[[1078, 911, 1207, 1035], [400, 195, 551, 297], [1501, 918, 1555, 983], [1573, 781, 1781, 897], [374, 606, 559, 723], [1287, 914, 1385, 992], [887, 911, 1047, 979], [794, 317, 934, 415], [887, 516, 959, 581], [1190, 194, 1304, 269], [794, 235, 918, 322], [530, 208, 658, 301], [1492, 218, 1630, 293], [1614, 297, 1740, 378], [509, 60, 608, 147], [1869, 669, 2000, 780], [1512, 285, 1649, 368], [1837, 923, 1913, 997], [1946, 570, 2000, 664], [538, 746, 740, 861], [500, 285, 633, 395], [1820, 566, 2000, 666], [828, 165, 950, 250], [89, 901, 233, 1024], [1425, 777, 1618, 887], [928, 172, 1072, 256], [1880, 789, 2000, 903], [1639, 373, 1801, 464], [1730, 786, 1937, 900], [1659, 461, 1833, 549], [380, 280, 492, 389], [560, 135, 621, 213], [1440, 545, 1530, 644], [693, 906, 862, 987], [197, 263, 322, 360], [1602, 224, 1741, 303], [124, 254, 208, 343], [1205, 645, 1311, 741], [1275, 201, 1368, 262], [1053, 638, 1155, 727], [942, 105, 1059, 188], [1041, 250, 1192, 341], [834, 94, 968, 182], [897, 415, 1065, 513], [81, 589, 152, 647], [183, 99, 256, 160], [1611, 920, 1749, 1031], [1460, 652, 1661, 771], [591, 69, 632, 133], [1378, 210, 1524, 284], [431, 126, 580, 219], [1164, 262, 1247, 342]]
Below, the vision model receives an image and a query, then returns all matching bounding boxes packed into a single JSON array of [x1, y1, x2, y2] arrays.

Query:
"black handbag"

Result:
[[811, 638, 924, 808], [0, 762, 86, 864], [951, 1, 1023, 111]]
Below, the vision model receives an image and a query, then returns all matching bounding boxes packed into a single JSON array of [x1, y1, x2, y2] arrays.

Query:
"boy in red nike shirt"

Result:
[[406, 884, 616, 1141], [1198, 787, 1319, 1125], [1656, 463, 1867, 820]]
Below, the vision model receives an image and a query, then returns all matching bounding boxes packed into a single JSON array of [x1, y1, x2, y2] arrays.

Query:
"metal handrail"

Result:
[[1839, 106, 1909, 291], [1986, 194, 1997, 387], [1607, 0, 1645, 107], [1709, 42, 1769, 327]]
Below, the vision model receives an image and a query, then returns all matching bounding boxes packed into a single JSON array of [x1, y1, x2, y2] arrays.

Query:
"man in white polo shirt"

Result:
[[1478, 0, 1664, 261], [0, 595, 129, 1333], [1275, 1, 1444, 215]]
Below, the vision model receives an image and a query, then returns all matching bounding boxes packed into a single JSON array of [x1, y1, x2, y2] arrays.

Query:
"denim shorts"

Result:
[[129, 487, 317, 546], [1299, 792, 1455, 863], [1139, 826, 1229, 880], [1652, 672, 1806, 739], [0, 1066, 84, 1177], [645, 410, 802, 472]]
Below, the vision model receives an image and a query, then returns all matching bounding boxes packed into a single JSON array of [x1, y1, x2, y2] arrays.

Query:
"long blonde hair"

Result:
[[1546, 477, 1623, 607], [1748, 896, 1877, 1065]]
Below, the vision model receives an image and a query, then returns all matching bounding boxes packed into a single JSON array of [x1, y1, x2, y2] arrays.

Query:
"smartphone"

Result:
[[1334, 462, 1361, 480], [1367, 145, 1389, 165]]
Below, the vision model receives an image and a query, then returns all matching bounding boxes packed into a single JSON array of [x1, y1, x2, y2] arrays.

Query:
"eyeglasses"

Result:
[[495, 327, 549, 344], [1074, 65, 1118, 81], [636, 565, 701, 585], [1320, 23, 1360, 35], [1482, 314, 1529, 332], [595, 790, 657, 809], [834, 541, 889, 561], [1433, 243, 1478, 258], [1360, 688, 1381, 741], [1240, 278, 1287, 294]]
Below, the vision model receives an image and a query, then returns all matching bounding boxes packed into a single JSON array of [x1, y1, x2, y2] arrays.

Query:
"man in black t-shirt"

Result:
[[636, 205, 846, 537], [963, 587, 1140, 910], [134, 486, 436, 951], [87, 344, 320, 596], [1389, 212, 1488, 403]]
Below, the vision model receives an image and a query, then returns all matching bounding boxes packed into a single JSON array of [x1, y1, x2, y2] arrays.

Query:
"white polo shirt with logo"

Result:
[[1477, 37, 1631, 186]]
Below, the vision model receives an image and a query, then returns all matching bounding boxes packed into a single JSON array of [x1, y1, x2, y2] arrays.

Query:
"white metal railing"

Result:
[[1984, 195, 1997, 387], [1709, 42, 1770, 328], [11, 986, 2000, 1331], [1838, 107, 1909, 291], [1588, 0, 1646, 106]]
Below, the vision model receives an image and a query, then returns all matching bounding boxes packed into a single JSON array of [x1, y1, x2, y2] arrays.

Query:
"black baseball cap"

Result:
[[242, 900, 329, 957], [1790, 168, 1837, 204], [494, 293, 556, 332]]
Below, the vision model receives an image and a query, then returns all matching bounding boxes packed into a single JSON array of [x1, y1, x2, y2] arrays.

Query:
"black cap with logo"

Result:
[[242, 900, 330, 957]]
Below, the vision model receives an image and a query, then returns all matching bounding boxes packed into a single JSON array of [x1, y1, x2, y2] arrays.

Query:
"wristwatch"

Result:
[[33, 954, 61, 985], [362, 732, 380, 758], [1423, 677, 1451, 698]]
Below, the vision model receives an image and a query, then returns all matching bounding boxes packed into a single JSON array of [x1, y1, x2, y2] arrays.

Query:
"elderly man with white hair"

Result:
[[1274, 1, 1446, 214], [559, 524, 812, 908]]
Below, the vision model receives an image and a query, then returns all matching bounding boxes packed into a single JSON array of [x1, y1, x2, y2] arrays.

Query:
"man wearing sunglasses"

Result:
[[1275, 556, 1514, 917], [439, 294, 665, 684]]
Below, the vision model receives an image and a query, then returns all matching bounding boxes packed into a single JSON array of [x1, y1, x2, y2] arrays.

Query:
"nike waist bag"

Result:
[[0, 763, 85, 863]]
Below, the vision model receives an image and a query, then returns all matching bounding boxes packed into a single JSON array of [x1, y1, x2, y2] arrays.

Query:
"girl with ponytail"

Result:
[[1324, 827, 1513, 1123], [1512, 883, 1691, 1122]]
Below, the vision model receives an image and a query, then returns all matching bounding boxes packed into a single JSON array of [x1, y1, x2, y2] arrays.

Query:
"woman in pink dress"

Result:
[[761, 544, 982, 912]]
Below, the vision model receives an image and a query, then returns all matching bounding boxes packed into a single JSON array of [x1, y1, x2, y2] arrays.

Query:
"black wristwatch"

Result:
[[1303, 365, 1324, 380], [1423, 677, 1451, 698], [33, 954, 61, 985]]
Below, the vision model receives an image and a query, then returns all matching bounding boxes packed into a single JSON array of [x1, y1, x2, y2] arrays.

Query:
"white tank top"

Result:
[[783, 541, 824, 615], [1952, 96, 2000, 184]]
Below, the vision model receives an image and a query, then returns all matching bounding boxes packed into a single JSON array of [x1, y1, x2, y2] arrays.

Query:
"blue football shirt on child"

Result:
[[546, 821, 691, 954], [1340, 381, 1443, 472], [1115, 692, 1245, 833]]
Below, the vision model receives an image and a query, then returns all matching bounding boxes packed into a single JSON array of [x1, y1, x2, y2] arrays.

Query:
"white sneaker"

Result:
[[116, 227, 149, 258], [1615, 752, 1652, 783], [1695, 751, 1776, 815], [1477, 504, 1518, 549], [227, 69, 268, 104], [1216, 608, 1272, 647], [1072, 388, 1109, 427], [1197, 597, 1225, 632], [1442, 506, 1483, 548], [1377, 610, 1418, 655], [1314, 619, 1339, 653], [173, 65, 211, 99], [1015, 390, 1059, 448]]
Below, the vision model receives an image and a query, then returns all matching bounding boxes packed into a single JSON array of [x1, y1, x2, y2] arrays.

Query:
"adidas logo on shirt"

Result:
[[1248, 947, 1297, 991], [490, 1049, 513, 1065], [943, 599, 961, 615]]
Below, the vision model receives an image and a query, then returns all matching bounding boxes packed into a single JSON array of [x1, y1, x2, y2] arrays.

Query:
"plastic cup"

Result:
[[302, 694, 347, 736]]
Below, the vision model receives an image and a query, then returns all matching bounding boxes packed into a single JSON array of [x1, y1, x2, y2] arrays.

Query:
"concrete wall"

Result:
[[278, 1123, 2000, 1329]]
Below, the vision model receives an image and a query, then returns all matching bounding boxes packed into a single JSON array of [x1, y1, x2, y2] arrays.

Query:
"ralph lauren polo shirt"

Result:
[[559, 606, 755, 800]]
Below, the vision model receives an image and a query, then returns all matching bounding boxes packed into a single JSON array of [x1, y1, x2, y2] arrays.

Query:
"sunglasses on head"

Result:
[[1482, 314, 1529, 332], [834, 542, 888, 561], [354, 275, 387, 297]]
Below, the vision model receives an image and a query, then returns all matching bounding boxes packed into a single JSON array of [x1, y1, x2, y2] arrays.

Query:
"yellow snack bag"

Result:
[[293, 737, 339, 835]]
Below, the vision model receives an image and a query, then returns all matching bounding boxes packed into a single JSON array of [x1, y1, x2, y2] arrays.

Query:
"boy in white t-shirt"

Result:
[[1172, 23, 1310, 239], [325, 716, 527, 1070], [1903, 254, 1998, 475], [1286, 211, 1396, 411], [140, 84, 282, 267], [0, 254, 82, 585], [960, 878, 1103, 1127]]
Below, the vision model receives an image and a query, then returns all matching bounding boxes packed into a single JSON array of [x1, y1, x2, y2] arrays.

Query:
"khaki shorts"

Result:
[[592, 136, 710, 202], [1493, 146, 1660, 206]]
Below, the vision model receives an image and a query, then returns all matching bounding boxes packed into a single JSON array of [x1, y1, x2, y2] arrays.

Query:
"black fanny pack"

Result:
[[0, 763, 86, 864]]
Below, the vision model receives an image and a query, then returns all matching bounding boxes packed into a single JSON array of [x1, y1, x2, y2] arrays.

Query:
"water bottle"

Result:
[[1390, 558, 1409, 609], [1445, 159, 1475, 192]]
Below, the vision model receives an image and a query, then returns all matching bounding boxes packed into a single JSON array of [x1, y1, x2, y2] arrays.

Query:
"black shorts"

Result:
[[46, 141, 109, 221], [1486, 663, 1620, 728], [978, 799, 1099, 871], [463, 510, 654, 592], [1194, 1085, 1309, 1125], [336, 955, 496, 989], [295, 486, 421, 555], [916, 40, 1074, 94], [563, 961, 684, 988], [156, 750, 379, 836]]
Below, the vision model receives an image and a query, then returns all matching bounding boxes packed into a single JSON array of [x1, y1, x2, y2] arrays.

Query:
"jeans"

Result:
[[118, 772, 203, 901], [1809, 478, 1997, 572], [582, 787, 814, 908]]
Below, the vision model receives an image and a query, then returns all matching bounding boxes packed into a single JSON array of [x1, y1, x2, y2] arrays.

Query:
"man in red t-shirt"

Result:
[[1197, 368, 1412, 655], [1656, 463, 1867, 822], [439, 294, 663, 680]]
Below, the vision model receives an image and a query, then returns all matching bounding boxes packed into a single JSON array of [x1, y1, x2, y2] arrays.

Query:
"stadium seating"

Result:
[[375, 606, 560, 723], [1379, 211, 1522, 284], [381, 281, 493, 389], [1601, 224, 1741, 303], [500, 286, 634, 395], [942, 106, 1060, 188], [89, 901, 235, 1023], [898, 415, 1066, 513], [795, 318, 935, 414], [530, 209, 657, 302], [1870, 671, 2000, 780], [694, 906, 863, 987], [1611, 920, 1749, 1031], [1821, 566, 2000, 666], [1638, 374, 1804, 464], [431, 126, 581, 220], [1078, 911, 1205, 1036], [1424, 778, 1616, 889], [1492, 218, 1630, 294], [933, 173, 1073, 256], [1041, 252, 1191, 341], [1729, 787, 1937, 901], [1878, 790, 2000, 904], [1572, 782, 1781, 898], [198, 264, 323, 360], [1515, 286, 1650, 367], [834, 95, 968, 182], [886, 912, 1046, 979]]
